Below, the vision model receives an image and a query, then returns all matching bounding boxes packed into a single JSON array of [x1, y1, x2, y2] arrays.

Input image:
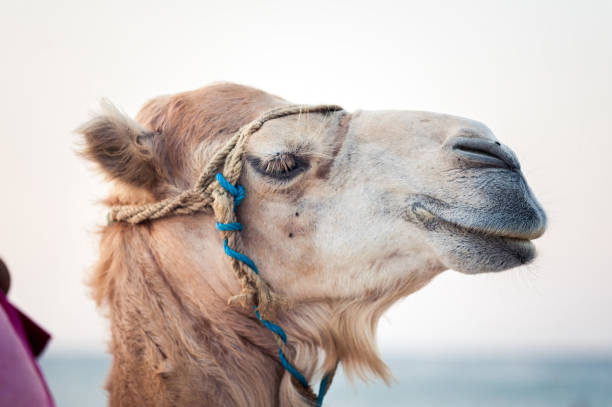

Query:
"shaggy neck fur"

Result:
[[95, 216, 285, 406], [92, 206, 434, 407]]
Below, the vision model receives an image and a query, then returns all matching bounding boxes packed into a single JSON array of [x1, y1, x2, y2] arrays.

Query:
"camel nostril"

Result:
[[450, 137, 520, 170]]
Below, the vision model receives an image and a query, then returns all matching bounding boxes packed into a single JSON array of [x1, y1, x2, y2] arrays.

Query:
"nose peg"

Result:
[[450, 137, 520, 170]]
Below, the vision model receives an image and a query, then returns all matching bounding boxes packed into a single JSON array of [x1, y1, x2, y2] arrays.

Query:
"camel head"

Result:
[[234, 104, 547, 296], [80, 83, 546, 405]]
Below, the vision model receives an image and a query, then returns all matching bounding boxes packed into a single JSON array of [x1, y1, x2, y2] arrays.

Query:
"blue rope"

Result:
[[221, 238, 258, 273], [215, 173, 330, 406], [216, 173, 245, 208], [255, 309, 287, 343], [279, 348, 309, 388], [317, 374, 331, 406], [215, 222, 243, 231]]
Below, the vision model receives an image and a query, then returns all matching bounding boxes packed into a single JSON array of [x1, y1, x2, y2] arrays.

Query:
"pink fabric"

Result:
[[0, 292, 55, 407]]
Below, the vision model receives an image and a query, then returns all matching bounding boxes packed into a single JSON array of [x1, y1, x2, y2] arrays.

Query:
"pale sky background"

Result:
[[0, 0, 610, 356]]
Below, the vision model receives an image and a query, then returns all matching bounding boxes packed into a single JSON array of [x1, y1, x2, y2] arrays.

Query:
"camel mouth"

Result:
[[434, 213, 538, 270], [428, 211, 543, 243], [406, 191, 547, 239], [439, 216, 538, 266], [404, 198, 543, 272]]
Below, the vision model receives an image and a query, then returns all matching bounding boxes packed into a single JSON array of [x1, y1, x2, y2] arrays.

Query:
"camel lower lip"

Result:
[[450, 224, 537, 266]]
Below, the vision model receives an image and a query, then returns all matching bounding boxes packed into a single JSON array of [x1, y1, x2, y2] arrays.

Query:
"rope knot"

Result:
[[215, 173, 245, 208]]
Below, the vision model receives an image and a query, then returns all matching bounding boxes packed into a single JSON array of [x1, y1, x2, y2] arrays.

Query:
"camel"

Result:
[[79, 83, 547, 407]]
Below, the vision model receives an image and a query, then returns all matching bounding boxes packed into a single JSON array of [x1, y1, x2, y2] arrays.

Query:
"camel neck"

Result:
[[103, 223, 290, 406]]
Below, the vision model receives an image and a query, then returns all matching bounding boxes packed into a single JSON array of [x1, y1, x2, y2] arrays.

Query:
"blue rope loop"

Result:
[[216, 173, 244, 208], [215, 173, 329, 405], [215, 221, 243, 231], [222, 238, 258, 274], [254, 309, 287, 343]]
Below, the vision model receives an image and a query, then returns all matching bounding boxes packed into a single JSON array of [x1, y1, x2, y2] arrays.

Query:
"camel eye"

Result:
[[247, 153, 308, 181]]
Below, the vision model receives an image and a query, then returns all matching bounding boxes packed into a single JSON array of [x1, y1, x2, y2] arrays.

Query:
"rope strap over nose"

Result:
[[107, 103, 343, 405]]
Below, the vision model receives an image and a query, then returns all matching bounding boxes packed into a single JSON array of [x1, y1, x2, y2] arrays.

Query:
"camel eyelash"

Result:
[[246, 153, 309, 181]]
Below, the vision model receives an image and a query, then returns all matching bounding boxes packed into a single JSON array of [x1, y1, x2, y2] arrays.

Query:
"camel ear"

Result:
[[78, 100, 167, 188]]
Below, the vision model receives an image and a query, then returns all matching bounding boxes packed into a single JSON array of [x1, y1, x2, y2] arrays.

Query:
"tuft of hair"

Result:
[[78, 99, 167, 188]]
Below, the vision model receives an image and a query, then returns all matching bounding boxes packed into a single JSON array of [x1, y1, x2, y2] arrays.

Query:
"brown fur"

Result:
[[134, 84, 285, 190], [82, 83, 438, 407], [78, 100, 169, 191], [93, 221, 285, 406]]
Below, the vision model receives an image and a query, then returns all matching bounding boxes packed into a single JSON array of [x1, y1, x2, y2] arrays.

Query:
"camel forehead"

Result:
[[246, 109, 494, 155], [135, 83, 289, 175], [246, 109, 496, 162], [136, 83, 497, 173], [138, 83, 283, 122], [348, 110, 495, 144], [137, 83, 494, 150]]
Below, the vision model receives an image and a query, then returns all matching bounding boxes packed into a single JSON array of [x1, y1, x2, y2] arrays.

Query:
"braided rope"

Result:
[[217, 173, 333, 405], [108, 103, 343, 405]]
